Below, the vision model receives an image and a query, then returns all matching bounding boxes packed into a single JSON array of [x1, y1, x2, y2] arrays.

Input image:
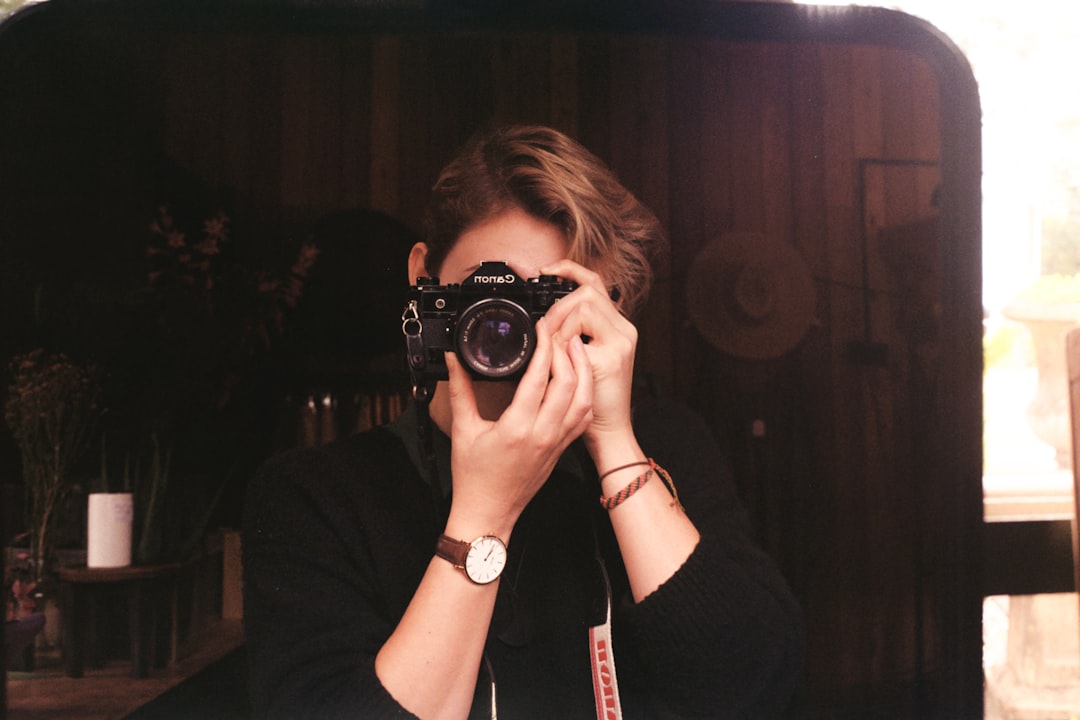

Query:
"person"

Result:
[[243, 125, 804, 719]]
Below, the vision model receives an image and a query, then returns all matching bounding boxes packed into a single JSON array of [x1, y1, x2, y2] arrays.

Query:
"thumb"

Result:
[[444, 351, 480, 426]]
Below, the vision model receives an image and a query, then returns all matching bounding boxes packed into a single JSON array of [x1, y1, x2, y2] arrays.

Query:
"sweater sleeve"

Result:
[[617, 399, 805, 719], [242, 437, 420, 720]]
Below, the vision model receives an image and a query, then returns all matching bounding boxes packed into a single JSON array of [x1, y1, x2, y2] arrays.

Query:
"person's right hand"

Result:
[[443, 316, 594, 540]]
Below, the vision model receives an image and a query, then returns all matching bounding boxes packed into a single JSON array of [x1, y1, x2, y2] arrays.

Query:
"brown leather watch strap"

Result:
[[435, 534, 470, 568]]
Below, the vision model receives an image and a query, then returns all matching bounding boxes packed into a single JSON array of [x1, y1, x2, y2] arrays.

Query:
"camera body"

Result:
[[402, 261, 577, 390]]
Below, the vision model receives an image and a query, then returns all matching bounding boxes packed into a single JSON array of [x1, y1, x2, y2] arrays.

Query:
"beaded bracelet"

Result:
[[599, 458, 682, 511], [600, 464, 654, 510]]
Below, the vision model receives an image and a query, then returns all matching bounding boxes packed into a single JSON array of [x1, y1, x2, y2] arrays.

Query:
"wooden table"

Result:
[[56, 563, 184, 679]]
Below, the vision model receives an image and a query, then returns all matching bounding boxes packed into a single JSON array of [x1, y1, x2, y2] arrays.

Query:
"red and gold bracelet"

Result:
[[599, 458, 682, 511]]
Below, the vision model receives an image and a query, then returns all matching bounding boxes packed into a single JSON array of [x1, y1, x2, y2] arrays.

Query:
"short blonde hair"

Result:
[[424, 125, 666, 319]]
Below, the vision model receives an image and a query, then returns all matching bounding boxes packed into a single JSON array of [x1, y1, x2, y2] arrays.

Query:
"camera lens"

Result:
[[456, 298, 535, 379]]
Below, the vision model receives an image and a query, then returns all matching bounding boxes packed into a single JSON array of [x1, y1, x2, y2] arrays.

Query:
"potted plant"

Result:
[[4, 551, 47, 670], [3, 349, 103, 583]]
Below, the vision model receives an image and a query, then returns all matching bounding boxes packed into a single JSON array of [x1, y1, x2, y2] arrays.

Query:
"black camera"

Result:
[[402, 261, 577, 391]]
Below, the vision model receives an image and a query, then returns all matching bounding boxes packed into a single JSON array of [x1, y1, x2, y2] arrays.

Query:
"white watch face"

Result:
[[465, 535, 507, 584]]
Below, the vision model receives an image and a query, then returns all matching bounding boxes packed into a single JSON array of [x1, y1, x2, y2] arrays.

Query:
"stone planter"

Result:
[[1003, 302, 1080, 468]]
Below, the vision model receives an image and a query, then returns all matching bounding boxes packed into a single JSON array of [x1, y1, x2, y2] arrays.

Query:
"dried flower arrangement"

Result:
[[3, 349, 103, 581]]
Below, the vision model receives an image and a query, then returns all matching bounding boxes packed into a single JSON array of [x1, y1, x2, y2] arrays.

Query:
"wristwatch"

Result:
[[435, 534, 507, 584]]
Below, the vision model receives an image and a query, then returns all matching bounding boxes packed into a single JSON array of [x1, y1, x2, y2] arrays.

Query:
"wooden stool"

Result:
[[56, 563, 183, 679]]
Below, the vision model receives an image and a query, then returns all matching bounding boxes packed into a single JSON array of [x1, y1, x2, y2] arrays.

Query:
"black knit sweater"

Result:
[[243, 398, 803, 719]]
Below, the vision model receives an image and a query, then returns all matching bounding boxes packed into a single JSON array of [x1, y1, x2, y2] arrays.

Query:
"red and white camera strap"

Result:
[[589, 556, 625, 720]]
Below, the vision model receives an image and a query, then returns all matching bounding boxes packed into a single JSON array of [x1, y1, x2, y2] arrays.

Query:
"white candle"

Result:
[[87, 492, 133, 568]]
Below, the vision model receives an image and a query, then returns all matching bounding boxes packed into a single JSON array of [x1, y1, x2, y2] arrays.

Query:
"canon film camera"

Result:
[[401, 261, 577, 396]]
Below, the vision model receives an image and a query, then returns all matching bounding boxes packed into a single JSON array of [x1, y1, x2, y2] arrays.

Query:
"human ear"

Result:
[[407, 242, 431, 285]]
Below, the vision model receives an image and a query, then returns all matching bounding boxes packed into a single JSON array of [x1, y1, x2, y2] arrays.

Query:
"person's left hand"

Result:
[[537, 259, 638, 448]]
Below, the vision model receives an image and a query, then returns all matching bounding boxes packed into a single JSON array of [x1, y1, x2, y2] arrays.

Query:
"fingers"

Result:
[[538, 265, 629, 342], [537, 262, 636, 442], [566, 334, 595, 433], [532, 327, 594, 447], [540, 259, 607, 295], [535, 258, 638, 398], [545, 287, 637, 361], [445, 351, 481, 428], [499, 316, 593, 446], [501, 316, 555, 420], [540, 327, 584, 418]]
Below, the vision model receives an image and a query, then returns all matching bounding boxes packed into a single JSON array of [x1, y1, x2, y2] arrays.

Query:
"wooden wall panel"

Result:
[[279, 36, 318, 215], [369, 36, 400, 216], [549, 35, 580, 139], [491, 35, 552, 125], [701, 41, 737, 239], [606, 35, 672, 386], [666, 37, 710, 400], [336, 36, 373, 212], [243, 37, 287, 244], [395, 35, 435, 230], [573, 34, 613, 167], [219, 36, 255, 213], [165, 34, 227, 190]]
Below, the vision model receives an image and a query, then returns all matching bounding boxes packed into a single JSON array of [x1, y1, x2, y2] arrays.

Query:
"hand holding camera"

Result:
[[534, 259, 640, 457], [402, 258, 638, 446], [402, 260, 577, 392]]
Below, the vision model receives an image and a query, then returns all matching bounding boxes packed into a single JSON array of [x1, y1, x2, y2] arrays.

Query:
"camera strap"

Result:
[[480, 526, 624, 720], [589, 542, 625, 720]]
